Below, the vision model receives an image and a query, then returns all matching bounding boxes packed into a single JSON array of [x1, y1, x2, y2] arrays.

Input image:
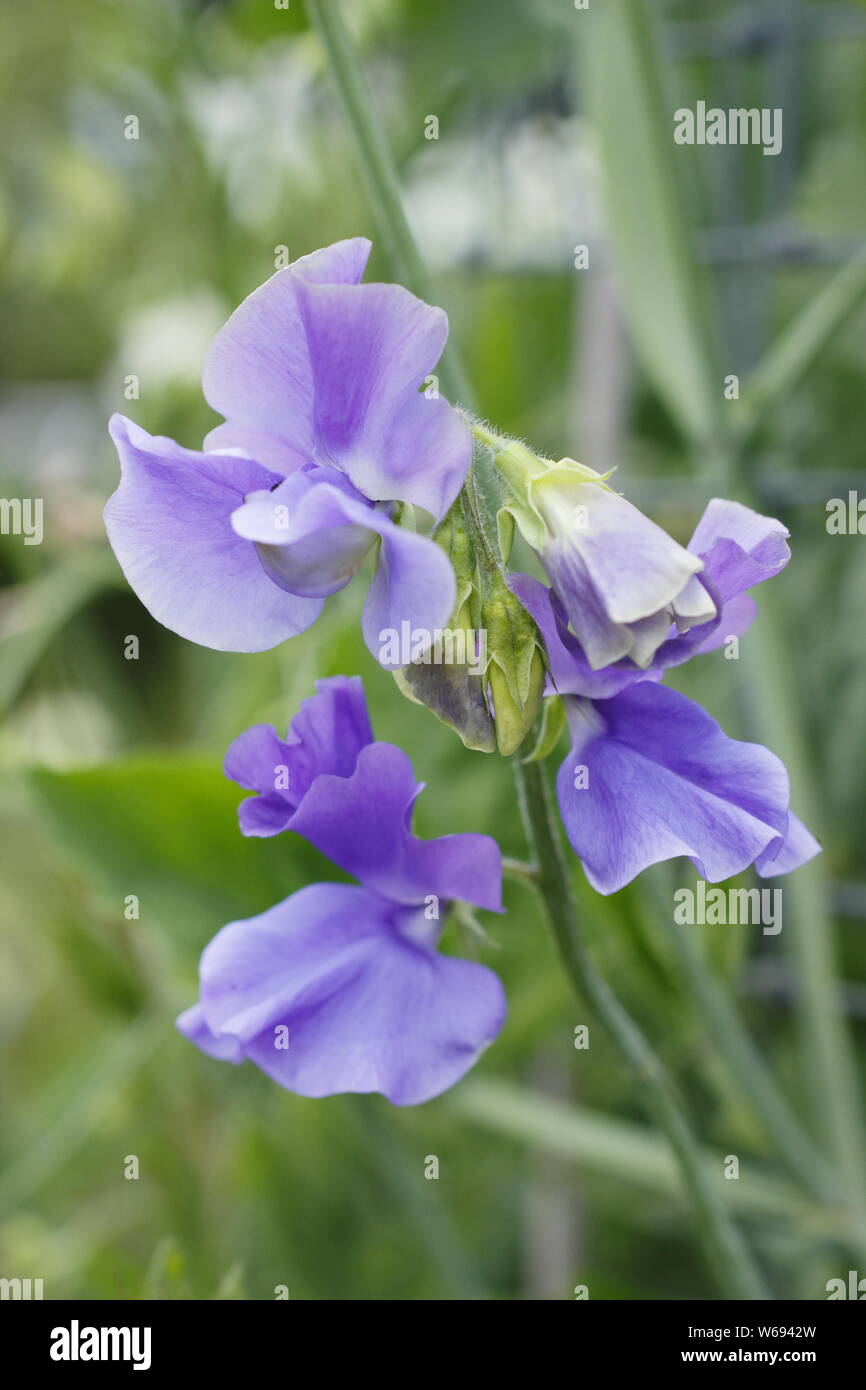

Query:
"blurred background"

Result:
[[1, 0, 865, 1300]]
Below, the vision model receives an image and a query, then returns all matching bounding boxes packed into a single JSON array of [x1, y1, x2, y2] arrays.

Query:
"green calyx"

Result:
[[394, 439, 547, 757], [469, 419, 615, 559]]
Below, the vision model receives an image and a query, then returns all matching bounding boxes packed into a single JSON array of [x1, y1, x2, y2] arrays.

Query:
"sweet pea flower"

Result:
[[510, 497, 792, 700], [509, 499, 819, 893], [177, 676, 506, 1104], [494, 447, 716, 671], [105, 239, 470, 660]]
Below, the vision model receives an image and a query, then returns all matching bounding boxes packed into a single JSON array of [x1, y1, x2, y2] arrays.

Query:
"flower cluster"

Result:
[[503, 487, 820, 893], [178, 677, 506, 1105], [106, 240, 820, 1105], [105, 239, 466, 660]]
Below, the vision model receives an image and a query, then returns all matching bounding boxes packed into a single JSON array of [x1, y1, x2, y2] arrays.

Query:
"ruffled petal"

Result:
[[202, 241, 468, 519], [756, 812, 821, 877], [201, 239, 373, 474], [105, 415, 323, 651], [293, 278, 470, 518], [223, 676, 373, 837], [288, 742, 503, 911], [689, 499, 790, 602], [180, 882, 506, 1106], [555, 683, 807, 894], [176, 1003, 244, 1063], [688, 498, 790, 643]]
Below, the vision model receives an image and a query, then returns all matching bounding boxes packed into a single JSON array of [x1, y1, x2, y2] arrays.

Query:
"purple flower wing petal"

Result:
[[693, 591, 757, 654], [288, 742, 503, 911], [756, 812, 821, 877], [183, 882, 506, 1106], [232, 482, 456, 664], [105, 415, 323, 651], [360, 515, 457, 668], [689, 499, 790, 604], [508, 572, 644, 699], [176, 1004, 244, 1063], [556, 683, 795, 894], [224, 675, 374, 836]]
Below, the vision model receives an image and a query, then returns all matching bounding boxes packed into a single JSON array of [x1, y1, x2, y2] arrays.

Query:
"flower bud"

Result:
[[478, 427, 713, 671], [393, 496, 545, 755]]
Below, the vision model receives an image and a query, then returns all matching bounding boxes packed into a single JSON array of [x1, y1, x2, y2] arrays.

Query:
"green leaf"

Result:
[[453, 1080, 824, 1227], [28, 756, 332, 949], [583, 0, 721, 446]]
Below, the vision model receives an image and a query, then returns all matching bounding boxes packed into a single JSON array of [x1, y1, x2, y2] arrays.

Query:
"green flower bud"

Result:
[[393, 486, 545, 756]]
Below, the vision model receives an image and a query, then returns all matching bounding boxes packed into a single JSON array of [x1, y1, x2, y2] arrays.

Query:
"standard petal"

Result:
[[201, 239, 373, 472], [288, 742, 503, 911], [224, 675, 373, 837], [189, 882, 506, 1106], [294, 279, 471, 518], [105, 415, 323, 651], [556, 683, 797, 894]]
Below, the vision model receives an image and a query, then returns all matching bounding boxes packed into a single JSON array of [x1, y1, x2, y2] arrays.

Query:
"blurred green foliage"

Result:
[[1, 0, 865, 1299]]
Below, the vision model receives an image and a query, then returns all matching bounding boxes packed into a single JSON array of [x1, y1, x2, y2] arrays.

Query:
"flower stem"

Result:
[[304, 0, 472, 407], [514, 756, 770, 1300]]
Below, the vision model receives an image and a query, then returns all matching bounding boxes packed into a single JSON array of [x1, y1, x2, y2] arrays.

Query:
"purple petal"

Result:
[[693, 591, 756, 654], [201, 239, 372, 476], [231, 478, 456, 665], [756, 812, 821, 877], [182, 882, 506, 1105], [203, 242, 469, 519], [360, 516, 457, 668], [556, 683, 804, 894], [288, 742, 503, 911], [105, 415, 323, 651], [509, 572, 643, 699], [176, 1003, 244, 1063], [534, 479, 704, 669], [509, 571, 718, 700], [293, 279, 470, 518], [231, 474, 378, 599], [688, 499, 790, 646], [203, 423, 309, 477], [224, 675, 374, 837]]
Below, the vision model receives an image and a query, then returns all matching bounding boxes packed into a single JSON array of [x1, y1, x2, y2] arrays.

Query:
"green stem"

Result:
[[304, 0, 472, 406], [514, 757, 770, 1300]]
